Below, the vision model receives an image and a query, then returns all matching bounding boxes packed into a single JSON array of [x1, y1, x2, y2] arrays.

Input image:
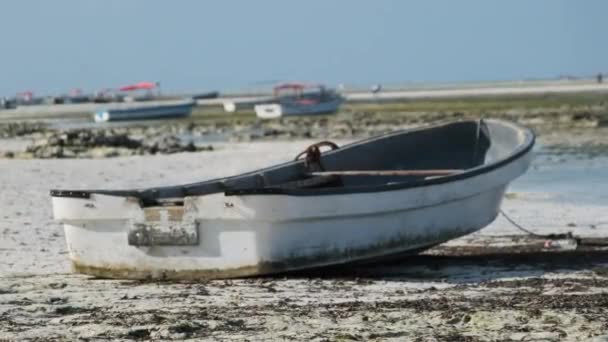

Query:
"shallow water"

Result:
[[512, 148, 608, 205]]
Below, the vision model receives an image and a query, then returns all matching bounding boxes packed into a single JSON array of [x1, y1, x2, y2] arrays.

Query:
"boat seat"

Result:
[[225, 175, 342, 196], [272, 175, 342, 190]]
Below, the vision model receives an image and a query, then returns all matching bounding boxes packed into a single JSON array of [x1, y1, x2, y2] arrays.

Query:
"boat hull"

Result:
[[94, 101, 194, 122], [52, 147, 531, 280], [255, 97, 343, 119]]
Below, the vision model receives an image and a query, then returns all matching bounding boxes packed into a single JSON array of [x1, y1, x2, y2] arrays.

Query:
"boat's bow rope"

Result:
[[500, 209, 608, 248]]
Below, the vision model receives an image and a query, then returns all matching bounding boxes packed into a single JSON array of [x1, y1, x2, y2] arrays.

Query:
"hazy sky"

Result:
[[1, 0, 606, 95]]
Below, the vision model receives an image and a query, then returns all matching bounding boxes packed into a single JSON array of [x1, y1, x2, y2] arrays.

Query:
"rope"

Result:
[[500, 209, 608, 248], [499, 209, 573, 240]]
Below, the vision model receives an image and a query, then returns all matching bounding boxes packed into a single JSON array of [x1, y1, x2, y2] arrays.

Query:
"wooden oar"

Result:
[[307, 169, 464, 177]]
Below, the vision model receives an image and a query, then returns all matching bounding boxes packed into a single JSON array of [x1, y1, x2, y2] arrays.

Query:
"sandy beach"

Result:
[[1, 125, 608, 341]]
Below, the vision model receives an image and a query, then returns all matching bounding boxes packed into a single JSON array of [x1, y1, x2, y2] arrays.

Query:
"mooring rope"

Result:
[[499, 209, 573, 240], [500, 209, 608, 247]]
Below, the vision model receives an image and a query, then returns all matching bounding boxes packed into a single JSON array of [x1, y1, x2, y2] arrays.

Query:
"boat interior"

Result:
[[50, 119, 534, 206]]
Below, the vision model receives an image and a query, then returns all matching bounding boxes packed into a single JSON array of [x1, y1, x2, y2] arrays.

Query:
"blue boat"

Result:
[[94, 100, 195, 122]]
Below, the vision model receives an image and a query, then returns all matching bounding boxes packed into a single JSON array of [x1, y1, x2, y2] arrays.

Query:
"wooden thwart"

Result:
[[308, 169, 463, 177]]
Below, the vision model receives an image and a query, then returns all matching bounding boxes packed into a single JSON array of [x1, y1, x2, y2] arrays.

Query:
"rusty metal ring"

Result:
[[294, 141, 339, 161]]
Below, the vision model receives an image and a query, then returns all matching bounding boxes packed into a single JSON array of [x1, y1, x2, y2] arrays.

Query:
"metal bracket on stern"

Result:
[[127, 206, 199, 246]]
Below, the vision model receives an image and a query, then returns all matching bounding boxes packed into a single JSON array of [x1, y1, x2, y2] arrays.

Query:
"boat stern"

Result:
[[49, 191, 256, 280], [51, 191, 142, 222]]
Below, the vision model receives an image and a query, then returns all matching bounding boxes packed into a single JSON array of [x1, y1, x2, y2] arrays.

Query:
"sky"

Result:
[[0, 0, 606, 95]]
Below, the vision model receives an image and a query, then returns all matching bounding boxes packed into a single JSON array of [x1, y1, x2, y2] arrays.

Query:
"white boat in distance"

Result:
[[255, 83, 343, 119], [51, 119, 534, 280], [94, 99, 195, 122]]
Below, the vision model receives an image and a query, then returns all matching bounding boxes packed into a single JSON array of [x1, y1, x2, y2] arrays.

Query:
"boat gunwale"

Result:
[[49, 119, 535, 199], [226, 129, 534, 196], [95, 100, 195, 115]]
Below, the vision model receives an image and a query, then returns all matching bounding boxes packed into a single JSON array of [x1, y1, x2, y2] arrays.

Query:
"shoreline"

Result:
[[2, 99, 608, 159], [2, 79, 608, 121]]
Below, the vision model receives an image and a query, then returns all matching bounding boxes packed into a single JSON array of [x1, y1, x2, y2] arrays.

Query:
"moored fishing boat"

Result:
[[254, 83, 343, 119], [51, 119, 534, 280], [94, 99, 195, 122]]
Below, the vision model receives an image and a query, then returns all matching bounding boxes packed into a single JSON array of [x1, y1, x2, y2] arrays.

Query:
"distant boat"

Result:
[[192, 91, 220, 100], [65, 88, 91, 104], [94, 100, 195, 122], [1, 97, 17, 109], [13, 91, 45, 106], [255, 83, 343, 119], [118, 81, 158, 92], [50, 119, 534, 280], [118, 81, 161, 102]]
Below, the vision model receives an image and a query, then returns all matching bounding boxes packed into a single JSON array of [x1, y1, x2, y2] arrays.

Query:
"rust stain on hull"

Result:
[[143, 206, 184, 221], [71, 260, 269, 280], [70, 227, 475, 280]]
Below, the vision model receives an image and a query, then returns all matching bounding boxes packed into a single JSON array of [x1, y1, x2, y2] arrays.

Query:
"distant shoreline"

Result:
[[1, 79, 608, 122]]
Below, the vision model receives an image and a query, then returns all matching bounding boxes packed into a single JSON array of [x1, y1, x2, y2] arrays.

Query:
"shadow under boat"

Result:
[[282, 237, 608, 282]]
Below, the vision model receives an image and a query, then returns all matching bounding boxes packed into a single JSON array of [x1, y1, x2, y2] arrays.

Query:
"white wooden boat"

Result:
[[94, 99, 195, 122], [51, 119, 534, 280], [255, 83, 343, 119]]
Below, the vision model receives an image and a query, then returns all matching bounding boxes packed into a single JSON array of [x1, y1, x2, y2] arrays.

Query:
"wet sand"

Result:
[[1, 134, 608, 341]]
